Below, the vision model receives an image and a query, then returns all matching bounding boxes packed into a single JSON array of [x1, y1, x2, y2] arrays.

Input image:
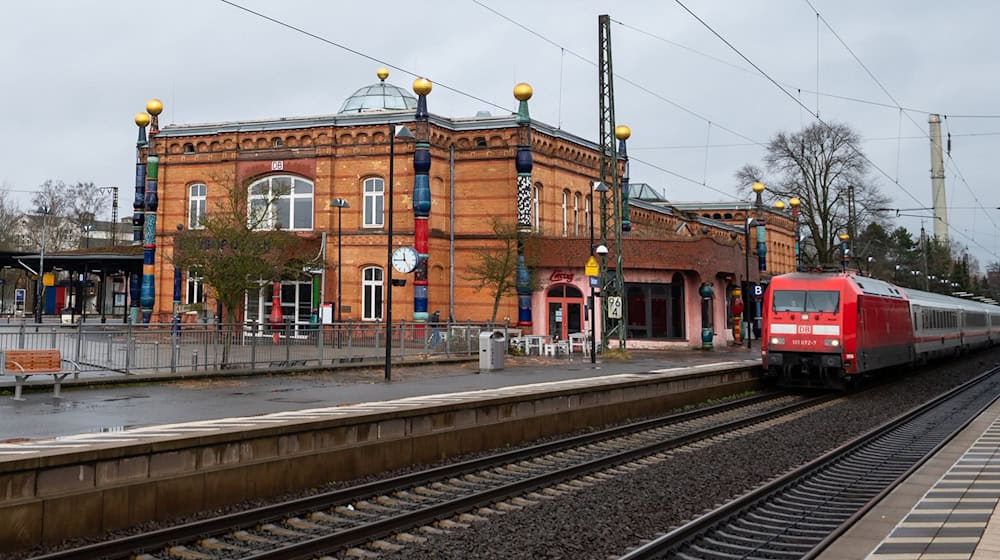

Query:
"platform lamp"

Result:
[[788, 197, 801, 271], [330, 198, 350, 324], [839, 233, 850, 271], [34, 205, 51, 323], [590, 181, 609, 364], [385, 123, 415, 383], [742, 181, 766, 349]]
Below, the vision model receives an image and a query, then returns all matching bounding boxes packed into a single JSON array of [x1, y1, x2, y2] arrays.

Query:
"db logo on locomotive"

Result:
[[797, 325, 812, 334]]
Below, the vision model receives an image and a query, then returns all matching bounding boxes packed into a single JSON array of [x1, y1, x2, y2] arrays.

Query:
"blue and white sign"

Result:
[[753, 284, 764, 298], [14, 288, 25, 304]]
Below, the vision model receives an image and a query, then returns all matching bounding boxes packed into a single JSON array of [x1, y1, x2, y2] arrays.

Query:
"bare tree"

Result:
[[27, 180, 110, 251], [736, 121, 890, 267], [0, 187, 23, 250], [463, 218, 540, 322], [172, 173, 309, 365]]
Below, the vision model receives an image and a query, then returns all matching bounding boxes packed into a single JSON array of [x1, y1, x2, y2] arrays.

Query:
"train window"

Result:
[[773, 290, 806, 312], [772, 290, 839, 313], [805, 291, 839, 313]]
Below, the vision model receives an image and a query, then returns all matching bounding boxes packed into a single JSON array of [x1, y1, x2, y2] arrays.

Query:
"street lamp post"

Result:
[[590, 181, 609, 364], [839, 233, 850, 271], [35, 206, 51, 323], [743, 181, 766, 349], [385, 123, 415, 383], [331, 198, 350, 324], [789, 197, 801, 271], [82, 223, 95, 249]]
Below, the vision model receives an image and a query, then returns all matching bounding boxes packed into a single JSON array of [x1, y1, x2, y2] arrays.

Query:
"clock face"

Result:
[[392, 246, 419, 273]]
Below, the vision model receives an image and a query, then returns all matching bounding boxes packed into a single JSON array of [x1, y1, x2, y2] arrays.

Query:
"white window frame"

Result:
[[189, 183, 206, 229], [247, 175, 314, 231], [584, 194, 592, 235], [185, 270, 205, 305], [573, 192, 581, 236], [561, 190, 569, 237], [532, 184, 541, 232], [363, 177, 385, 228], [362, 266, 384, 320]]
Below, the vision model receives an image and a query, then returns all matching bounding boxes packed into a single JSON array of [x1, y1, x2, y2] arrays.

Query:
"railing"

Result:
[[0, 319, 511, 376]]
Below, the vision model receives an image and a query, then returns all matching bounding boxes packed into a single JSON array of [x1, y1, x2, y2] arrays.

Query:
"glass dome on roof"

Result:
[[338, 82, 417, 113]]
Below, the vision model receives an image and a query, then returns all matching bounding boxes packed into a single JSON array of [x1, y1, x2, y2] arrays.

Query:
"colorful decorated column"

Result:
[[513, 83, 534, 328], [411, 77, 433, 331], [616, 125, 632, 233], [140, 98, 163, 323], [131, 112, 149, 323], [133, 113, 149, 243], [270, 280, 283, 344]]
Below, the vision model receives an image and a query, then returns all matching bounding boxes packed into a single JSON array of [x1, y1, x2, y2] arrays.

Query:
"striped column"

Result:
[[514, 83, 533, 328], [140, 99, 163, 323], [412, 78, 432, 328]]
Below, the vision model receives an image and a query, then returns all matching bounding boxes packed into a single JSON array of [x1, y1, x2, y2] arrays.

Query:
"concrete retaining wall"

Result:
[[0, 366, 758, 552]]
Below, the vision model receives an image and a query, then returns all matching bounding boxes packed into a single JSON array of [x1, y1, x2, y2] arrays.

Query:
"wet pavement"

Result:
[[0, 345, 761, 442]]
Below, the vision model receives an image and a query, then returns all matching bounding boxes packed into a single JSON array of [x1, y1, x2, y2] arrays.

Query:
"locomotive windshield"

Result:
[[773, 290, 840, 313]]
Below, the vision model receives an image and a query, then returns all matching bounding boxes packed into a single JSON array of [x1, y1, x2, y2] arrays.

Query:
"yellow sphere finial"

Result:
[[774, 200, 786, 210], [376, 67, 389, 81], [146, 98, 163, 116], [134, 112, 151, 127], [413, 77, 432, 96], [839, 233, 850, 241], [789, 197, 801, 208], [513, 82, 533, 101], [614, 124, 631, 140], [751, 181, 765, 194]]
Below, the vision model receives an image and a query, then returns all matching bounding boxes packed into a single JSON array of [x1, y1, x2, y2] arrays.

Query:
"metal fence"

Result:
[[0, 319, 515, 376]]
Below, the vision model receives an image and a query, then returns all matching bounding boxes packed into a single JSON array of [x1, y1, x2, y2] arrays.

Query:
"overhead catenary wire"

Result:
[[803, 0, 1000, 241]]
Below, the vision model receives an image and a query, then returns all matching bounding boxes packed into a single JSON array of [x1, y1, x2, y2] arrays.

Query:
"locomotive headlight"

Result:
[[770, 336, 785, 345], [824, 339, 840, 347]]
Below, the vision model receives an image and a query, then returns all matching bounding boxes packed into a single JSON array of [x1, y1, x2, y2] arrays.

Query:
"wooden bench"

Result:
[[2, 349, 80, 401]]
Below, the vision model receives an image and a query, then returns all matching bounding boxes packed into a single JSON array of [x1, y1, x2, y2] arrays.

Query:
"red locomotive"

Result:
[[761, 272, 1000, 389]]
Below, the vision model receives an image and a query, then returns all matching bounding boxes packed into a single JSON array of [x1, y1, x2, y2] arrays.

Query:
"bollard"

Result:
[[48, 327, 57, 348], [192, 349, 199, 371], [250, 325, 257, 370], [106, 333, 113, 365], [17, 321, 25, 349]]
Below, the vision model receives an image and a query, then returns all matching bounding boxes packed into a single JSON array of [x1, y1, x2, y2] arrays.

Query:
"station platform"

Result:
[[0, 345, 760, 443], [822, 396, 1000, 560]]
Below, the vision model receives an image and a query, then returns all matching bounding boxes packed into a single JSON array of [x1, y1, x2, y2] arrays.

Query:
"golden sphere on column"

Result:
[[614, 125, 631, 140], [839, 233, 850, 241], [774, 200, 786, 210], [134, 112, 151, 127], [789, 197, 801, 208], [146, 98, 163, 116], [751, 181, 766, 194], [376, 67, 390, 81], [513, 82, 533, 101], [413, 77, 432, 96]]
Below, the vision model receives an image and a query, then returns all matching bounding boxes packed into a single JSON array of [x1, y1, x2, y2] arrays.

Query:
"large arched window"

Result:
[[188, 183, 206, 229], [363, 177, 384, 228], [248, 175, 313, 230], [362, 266, 384, 320]]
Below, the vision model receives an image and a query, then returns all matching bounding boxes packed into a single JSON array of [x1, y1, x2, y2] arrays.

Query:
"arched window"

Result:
[[363, 177, 385, 228], [247, 175, 314, 230], [532, 183, 542, 232], [189, 183, 207, 229], [573, 193, 581, 236], [362, 266, 384, 321], [561, 190, 569, 237]]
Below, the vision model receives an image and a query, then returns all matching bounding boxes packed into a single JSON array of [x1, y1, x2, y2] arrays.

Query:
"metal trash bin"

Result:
[[479, 330, 506, 371]]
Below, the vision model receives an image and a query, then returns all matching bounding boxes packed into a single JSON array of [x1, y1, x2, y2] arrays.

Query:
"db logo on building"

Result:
[[797, 325, 812, 334]]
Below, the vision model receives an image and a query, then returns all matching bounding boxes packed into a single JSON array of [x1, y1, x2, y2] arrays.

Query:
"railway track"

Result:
[[619, 365, 1000, 560], [34, 391, 834, 560]]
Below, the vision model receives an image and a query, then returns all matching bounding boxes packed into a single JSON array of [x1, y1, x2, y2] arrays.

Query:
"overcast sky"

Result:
[[2, 0, 998, 267]]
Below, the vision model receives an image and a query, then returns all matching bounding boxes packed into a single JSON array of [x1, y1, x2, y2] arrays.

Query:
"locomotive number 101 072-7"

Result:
[[791, 339, 817, 346]]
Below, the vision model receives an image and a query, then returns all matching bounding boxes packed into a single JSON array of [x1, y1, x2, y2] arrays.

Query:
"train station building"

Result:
[[103, 70, 797, 348]]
